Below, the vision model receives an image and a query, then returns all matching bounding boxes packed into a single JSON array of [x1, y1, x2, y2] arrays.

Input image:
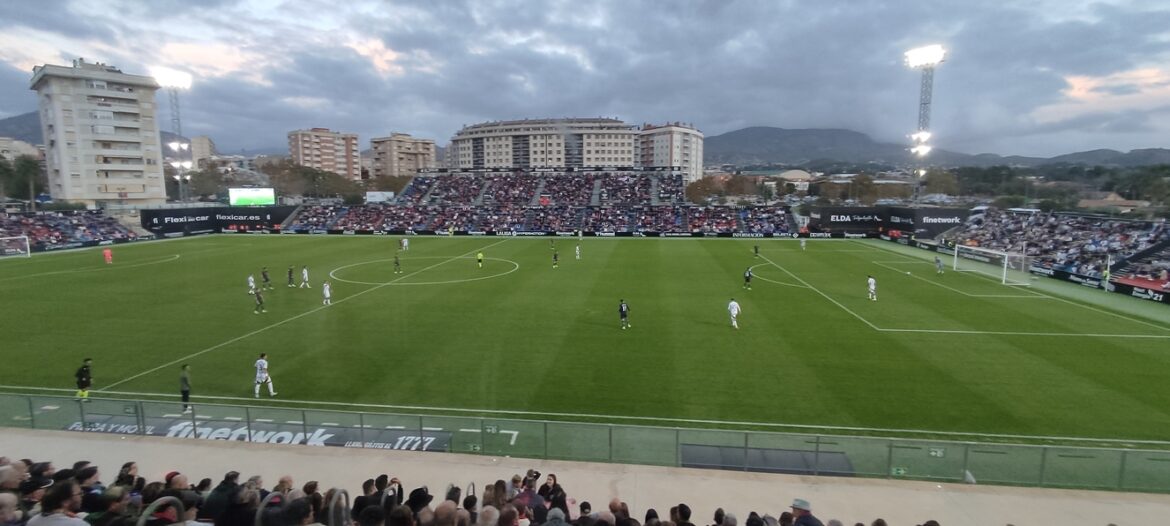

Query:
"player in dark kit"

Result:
[[261, 267, 273, 290], [75, 358, 93, 401], [394, 255, 402, 274], [743, 267, 753, 290], [287, 265, 295, 287], [253, 288, 267, 314], [754, 245, 759, 258], [619, 299, 630, 330], [552, 251, 559, 269]]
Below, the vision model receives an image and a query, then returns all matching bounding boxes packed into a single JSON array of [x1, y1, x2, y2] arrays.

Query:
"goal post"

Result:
[[952, 244, 1032, 285], [0, 236, 31, 259]]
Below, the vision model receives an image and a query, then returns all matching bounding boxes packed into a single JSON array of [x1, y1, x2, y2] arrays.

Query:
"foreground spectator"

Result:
[[27, 481, 86, 526]]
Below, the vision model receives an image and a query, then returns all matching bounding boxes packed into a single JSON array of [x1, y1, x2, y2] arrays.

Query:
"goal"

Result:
[[952, 244, 1032, 285], [0, 236, 31, 259]]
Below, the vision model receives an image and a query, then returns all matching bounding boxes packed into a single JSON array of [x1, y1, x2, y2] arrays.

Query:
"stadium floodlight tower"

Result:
[[905, 45, 945, 201], [905, 45, 946, 158], [150, 66, 193, 137]]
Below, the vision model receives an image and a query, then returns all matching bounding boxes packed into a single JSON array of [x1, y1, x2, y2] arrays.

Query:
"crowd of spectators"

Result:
[[1115, 245, 1170, 290], [285, 205, 793, 234], [541, 176, 597, 207], [288, 206, 345, 232], [482, 175, 542, 207], [0, 456, 936, 526], [656, 175, 684, 206], [427, 178, 487, 206], [396, 178, 437, 206], [0, 211, 138, 249], [955, 209, 1168, 279], [597, 174, 652, 206]]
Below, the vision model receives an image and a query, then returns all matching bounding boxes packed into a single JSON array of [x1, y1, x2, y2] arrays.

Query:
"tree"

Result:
[[12, 155, 44, 211], [685, 177, 721, 204], [992, 195, 1026, 209], [922, 169, 959, 195], [368, 175, 414, 193], [0, 158, 13, 199], [851, 174, 876, 204]]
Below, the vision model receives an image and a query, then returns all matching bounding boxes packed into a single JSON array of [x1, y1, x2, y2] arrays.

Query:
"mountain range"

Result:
[[702, 126, 1170, 168], [2, 111, 1167, 168]]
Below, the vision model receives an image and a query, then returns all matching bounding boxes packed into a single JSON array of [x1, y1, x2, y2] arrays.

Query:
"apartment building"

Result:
[[29, 58, 167, 205], [370, 133, 436, 178], [449, 118, 637, 170], [191, 135, 216, 169], [637, 123, 704, 183], [287, 128, 361, 179]]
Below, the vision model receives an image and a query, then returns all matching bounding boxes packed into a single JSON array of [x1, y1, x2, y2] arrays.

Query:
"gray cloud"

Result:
[[1, 0, 1168, 158]]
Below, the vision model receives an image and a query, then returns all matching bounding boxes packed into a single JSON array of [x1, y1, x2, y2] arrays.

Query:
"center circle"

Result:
[[329, 256, 520, 286]]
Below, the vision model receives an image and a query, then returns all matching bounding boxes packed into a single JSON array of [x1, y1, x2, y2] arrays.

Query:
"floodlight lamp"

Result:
[[150, 66, 193, 89], [170, 161, 183, 169], [911, 144, 933, 156], [168, 141, 182, 151], [172, 174, 181, 181], [905, 45, 946, 68], [917, 169, 927, 177], [180, 161, 193, 169], [910, 131, 932, 143], [184, 174, 192, 181]]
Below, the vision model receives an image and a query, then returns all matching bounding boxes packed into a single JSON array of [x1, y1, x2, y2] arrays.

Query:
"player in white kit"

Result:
[[254, 353, 277, 398], [728, 298, 741, 329], [300, 266, 311, 288], [800, 238, 806, 251], [867, 275, 877, 301], [322, 280, 332, 305], [247, 274, 256, 294], [575, 244, 581, 260]]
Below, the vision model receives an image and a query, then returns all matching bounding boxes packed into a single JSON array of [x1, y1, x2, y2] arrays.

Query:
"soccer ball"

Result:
[[906, 271, 911, 275]]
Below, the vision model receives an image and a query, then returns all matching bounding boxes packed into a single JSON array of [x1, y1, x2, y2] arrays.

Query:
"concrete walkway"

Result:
[[3, 428, 1168, 526]]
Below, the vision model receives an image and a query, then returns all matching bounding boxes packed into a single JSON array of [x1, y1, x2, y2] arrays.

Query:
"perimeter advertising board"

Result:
[[141, 206, 297, 235]]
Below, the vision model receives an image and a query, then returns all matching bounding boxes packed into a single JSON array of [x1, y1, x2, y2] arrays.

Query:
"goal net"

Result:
[[953, 244, 1032, 285], [0, 236, 31, 259]]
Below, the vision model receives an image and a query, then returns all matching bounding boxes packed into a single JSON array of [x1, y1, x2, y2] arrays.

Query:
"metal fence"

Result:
[[4, 393, 1169, 493]]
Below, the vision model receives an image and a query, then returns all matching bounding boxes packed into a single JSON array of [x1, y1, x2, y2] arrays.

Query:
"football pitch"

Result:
[[2, 235, 1170, 443]]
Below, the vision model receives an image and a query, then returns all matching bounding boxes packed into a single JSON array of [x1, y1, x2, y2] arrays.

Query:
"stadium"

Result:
[[5, 4, 1170, 525], [4, 167, 1170, 524]]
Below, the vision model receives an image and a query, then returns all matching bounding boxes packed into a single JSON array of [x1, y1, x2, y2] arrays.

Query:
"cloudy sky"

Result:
[[1, 0, 1169, 157]]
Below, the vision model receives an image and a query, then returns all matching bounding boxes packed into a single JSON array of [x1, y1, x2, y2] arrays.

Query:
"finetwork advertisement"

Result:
[[229, 188, 276, 206], [65, 413, 453, 451]]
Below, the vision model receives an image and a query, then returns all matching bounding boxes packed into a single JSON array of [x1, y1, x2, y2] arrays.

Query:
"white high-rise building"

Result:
[[288, 128, 361, 179], [449, 118, 636, 169], [191, 135, 216, 169], [29, 58, 167, 205], [637, 123, 704, 183], [371, 133, 436, 178]]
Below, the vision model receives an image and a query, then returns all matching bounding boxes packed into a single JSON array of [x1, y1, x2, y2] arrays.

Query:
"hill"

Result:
[[703, 126, 1169, 168], [0, 111, 42, 144]]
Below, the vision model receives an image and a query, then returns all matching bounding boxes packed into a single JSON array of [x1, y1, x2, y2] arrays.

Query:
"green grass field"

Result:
[[3, 235, 1170, 443]]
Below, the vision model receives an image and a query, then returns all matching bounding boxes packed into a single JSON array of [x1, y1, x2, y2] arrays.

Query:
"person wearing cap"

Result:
[[165, 472, 188, 491], [789, 499, 822, 526]]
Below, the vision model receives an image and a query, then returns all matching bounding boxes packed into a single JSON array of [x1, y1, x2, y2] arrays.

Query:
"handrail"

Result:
[[3, 392, 1169, 494]]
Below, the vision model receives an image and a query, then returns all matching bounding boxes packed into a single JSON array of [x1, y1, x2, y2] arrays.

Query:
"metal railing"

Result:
[[3, 393, 1169, 494]]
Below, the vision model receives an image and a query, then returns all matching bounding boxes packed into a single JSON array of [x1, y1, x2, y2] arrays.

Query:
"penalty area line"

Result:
[[101, 239, 510, 391], [4, 383, 1170, 446], [757, 252, 881, 331]]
